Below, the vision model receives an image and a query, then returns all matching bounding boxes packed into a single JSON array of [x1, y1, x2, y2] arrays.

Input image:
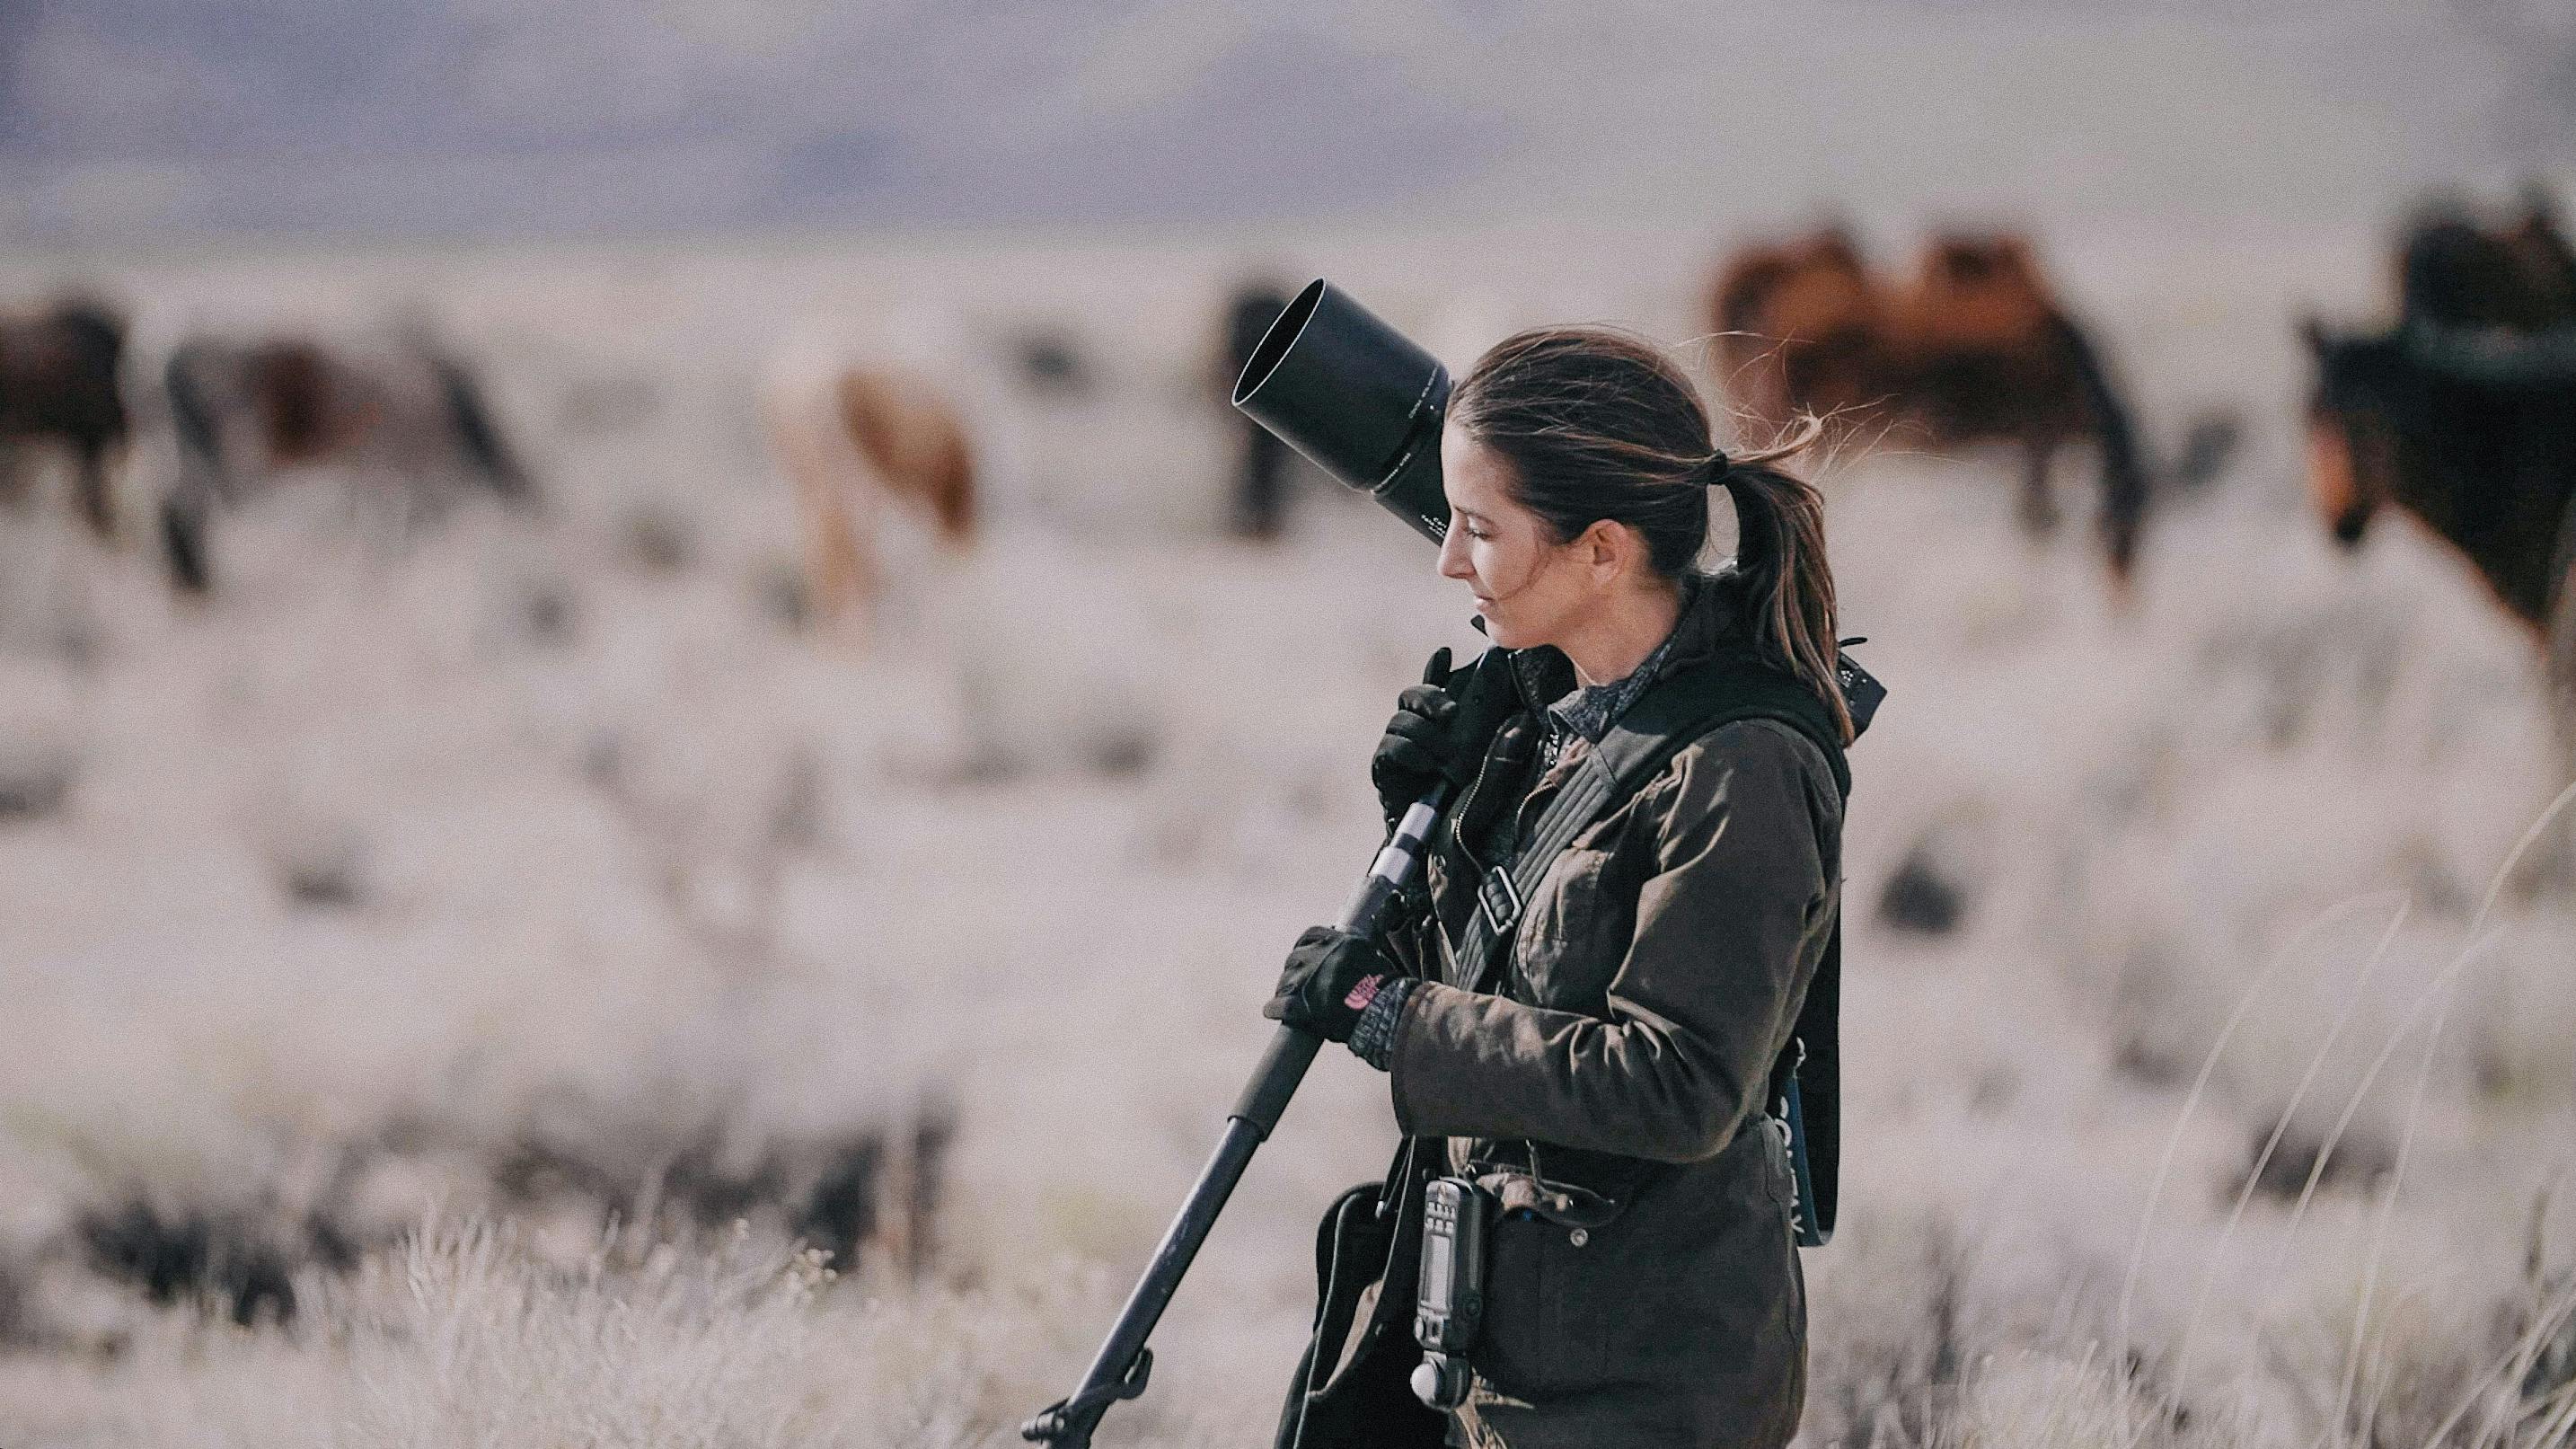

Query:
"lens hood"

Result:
[[1231, 279, 1451, 543]]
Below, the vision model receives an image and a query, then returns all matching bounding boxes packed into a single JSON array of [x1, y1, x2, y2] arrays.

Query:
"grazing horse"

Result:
[[1710, 228, 2150, 585], [157, 334, 534, 592], [762, 361, 975, 637], [2394, 193, 2576, 331], [2303, 195, 2576, 741], [0, 299, 128, 539], [1220, 282, 1295, 540], [2304, 323, 2576, 626]]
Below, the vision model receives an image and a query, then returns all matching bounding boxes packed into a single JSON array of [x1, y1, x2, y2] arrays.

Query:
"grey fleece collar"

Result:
[[1522, 570, 1747, 749]]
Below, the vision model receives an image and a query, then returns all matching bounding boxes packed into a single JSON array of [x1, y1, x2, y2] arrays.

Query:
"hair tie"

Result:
[[1701, 449, 1734, 488]]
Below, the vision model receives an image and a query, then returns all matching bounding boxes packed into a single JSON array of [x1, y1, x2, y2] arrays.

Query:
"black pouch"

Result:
[[1274, 1140, 1449, 1449]]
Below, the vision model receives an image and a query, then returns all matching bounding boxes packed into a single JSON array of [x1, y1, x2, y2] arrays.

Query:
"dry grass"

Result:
[[0, 229, 2572, 1445]]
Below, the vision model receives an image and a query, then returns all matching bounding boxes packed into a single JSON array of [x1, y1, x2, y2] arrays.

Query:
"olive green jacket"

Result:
[[1379, 579, 1845, 1449]]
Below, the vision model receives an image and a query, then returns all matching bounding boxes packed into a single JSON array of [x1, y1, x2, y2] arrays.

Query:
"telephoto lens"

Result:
[[1231, 279, 1452, 543]]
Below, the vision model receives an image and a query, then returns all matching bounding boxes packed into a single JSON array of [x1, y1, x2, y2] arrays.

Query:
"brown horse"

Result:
[[0, 299, 128, 540], [2303, 194, 2576, 743], [1710, 228, 2149, 584], [159, 334, 534, 592], [763, 362, 975, 637]]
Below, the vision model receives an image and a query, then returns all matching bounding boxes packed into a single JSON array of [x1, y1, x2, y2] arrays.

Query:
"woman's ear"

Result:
[[1577, 518, 1639, 582]]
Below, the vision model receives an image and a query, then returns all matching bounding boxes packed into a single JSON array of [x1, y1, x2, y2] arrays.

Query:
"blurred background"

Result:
[[4, 4, 2576, 1445]]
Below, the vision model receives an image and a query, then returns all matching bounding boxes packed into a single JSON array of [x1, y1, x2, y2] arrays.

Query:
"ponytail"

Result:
[[1713, 415, 1851, 743]]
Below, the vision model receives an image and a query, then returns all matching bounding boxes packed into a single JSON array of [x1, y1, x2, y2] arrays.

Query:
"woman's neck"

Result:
[[1559, 581, 1684, 687]]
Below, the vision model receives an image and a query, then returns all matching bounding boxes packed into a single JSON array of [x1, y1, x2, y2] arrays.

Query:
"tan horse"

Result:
[[1709, 228, 2149, 585], [763, 363, 975, 638]]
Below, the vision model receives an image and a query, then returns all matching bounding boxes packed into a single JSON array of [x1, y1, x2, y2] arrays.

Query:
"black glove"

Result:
[[1372, 647, 1514, 824], [1264, 926, 1398, 1043]]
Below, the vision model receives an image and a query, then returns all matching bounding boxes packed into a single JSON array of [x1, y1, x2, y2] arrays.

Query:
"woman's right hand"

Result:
[[1372, 646, 1510, 822]]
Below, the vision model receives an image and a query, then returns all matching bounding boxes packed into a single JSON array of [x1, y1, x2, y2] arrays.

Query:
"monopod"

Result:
[[1020, 281, 1453, 1447]]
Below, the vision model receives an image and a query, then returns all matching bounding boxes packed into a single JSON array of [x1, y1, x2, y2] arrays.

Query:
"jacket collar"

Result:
[[1503, 569, 1753, 715]]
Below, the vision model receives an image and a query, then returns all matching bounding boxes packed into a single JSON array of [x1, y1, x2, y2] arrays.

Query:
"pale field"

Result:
[[0, 225, 2571, 1446]]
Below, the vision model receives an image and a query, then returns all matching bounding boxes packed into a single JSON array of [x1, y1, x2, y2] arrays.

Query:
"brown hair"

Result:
[[1450, 325, 1849, 741]]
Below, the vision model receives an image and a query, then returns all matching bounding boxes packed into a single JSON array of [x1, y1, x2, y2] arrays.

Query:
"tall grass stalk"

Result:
[[2424, 1273, 2576, 1446], [2175, 897, 2411, 1398], [2329, 961, 2456, 1449], [2116, 893, 2406, 1437], [2257, 780, 2576, 1343], [2256, 927, 2500, 1331]]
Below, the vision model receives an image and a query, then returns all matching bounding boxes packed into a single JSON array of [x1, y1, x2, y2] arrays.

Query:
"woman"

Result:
[[1266, 326, 1851, 1449]]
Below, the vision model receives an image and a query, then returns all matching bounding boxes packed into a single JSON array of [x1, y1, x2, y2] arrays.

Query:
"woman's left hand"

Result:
[[1264, 927, 1398, 1042]]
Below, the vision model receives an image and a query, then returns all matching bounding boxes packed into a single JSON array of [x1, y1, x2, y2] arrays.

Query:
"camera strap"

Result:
[[1444, 648, 1861, 1247]]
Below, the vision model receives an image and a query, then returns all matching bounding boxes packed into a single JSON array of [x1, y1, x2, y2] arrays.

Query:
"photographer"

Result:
[[1267, 326, 1848, 1449]]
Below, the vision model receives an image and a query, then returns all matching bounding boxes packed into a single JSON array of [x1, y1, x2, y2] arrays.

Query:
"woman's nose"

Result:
[[1436, 526, 1473, 579]]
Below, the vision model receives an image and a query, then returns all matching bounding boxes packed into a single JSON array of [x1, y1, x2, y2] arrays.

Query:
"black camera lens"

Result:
[[1231, 279, 1451, 543]]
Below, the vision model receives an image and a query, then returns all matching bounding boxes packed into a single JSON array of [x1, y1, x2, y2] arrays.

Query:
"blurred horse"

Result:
[[2304, 324, 2576, 623], [1710, 228, 2150, 585], [158, 334, 534, 593], [762, 362, 975, 638], [2303, 195, 2576, 740], [2393, 191, 2576, 331], [1219, 282, 1295, 540], [0, 299, 129, 540]]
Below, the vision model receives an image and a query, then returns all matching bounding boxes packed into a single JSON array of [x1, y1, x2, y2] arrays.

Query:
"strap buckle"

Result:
[[1477, 867, 1523, 937]]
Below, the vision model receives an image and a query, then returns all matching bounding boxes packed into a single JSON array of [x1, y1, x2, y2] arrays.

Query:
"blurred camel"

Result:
[[762, 360, 975, 640], [159, 332, 535, 593], [0, 297, 129, 541], [1709, 227, 2153, 587]]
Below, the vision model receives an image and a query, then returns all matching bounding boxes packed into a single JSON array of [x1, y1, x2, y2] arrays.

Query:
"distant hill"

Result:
[[0, 0, 2562, 244]]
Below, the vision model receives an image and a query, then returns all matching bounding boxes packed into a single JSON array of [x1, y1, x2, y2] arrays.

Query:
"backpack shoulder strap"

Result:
[[1599, 654, 1851, 798], [1450, 652, 1846, 994], [1616, 657, 1848, 1246]]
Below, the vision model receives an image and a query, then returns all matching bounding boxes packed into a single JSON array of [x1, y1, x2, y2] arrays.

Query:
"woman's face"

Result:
[[1436, 430, 1601, 649]]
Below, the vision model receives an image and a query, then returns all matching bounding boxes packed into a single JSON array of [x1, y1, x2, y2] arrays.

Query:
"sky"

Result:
[[0, 0, 2568, 245]]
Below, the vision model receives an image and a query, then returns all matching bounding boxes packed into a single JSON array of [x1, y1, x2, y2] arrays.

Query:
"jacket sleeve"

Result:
[[1385, 720, 1838, 1163]]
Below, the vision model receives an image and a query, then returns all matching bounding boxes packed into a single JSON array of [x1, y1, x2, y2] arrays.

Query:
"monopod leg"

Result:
[[1019, 791, 1449, 1447]]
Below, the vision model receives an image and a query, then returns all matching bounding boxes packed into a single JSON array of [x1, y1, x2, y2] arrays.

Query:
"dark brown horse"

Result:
[[0, 299, 128, 539], [2303, 193, 2576, 741], [1710, 228, 2150, 586], [2392, 191, 2576, 332], [1220, 281, 1296, 540], [159, 334, 534, 592]]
